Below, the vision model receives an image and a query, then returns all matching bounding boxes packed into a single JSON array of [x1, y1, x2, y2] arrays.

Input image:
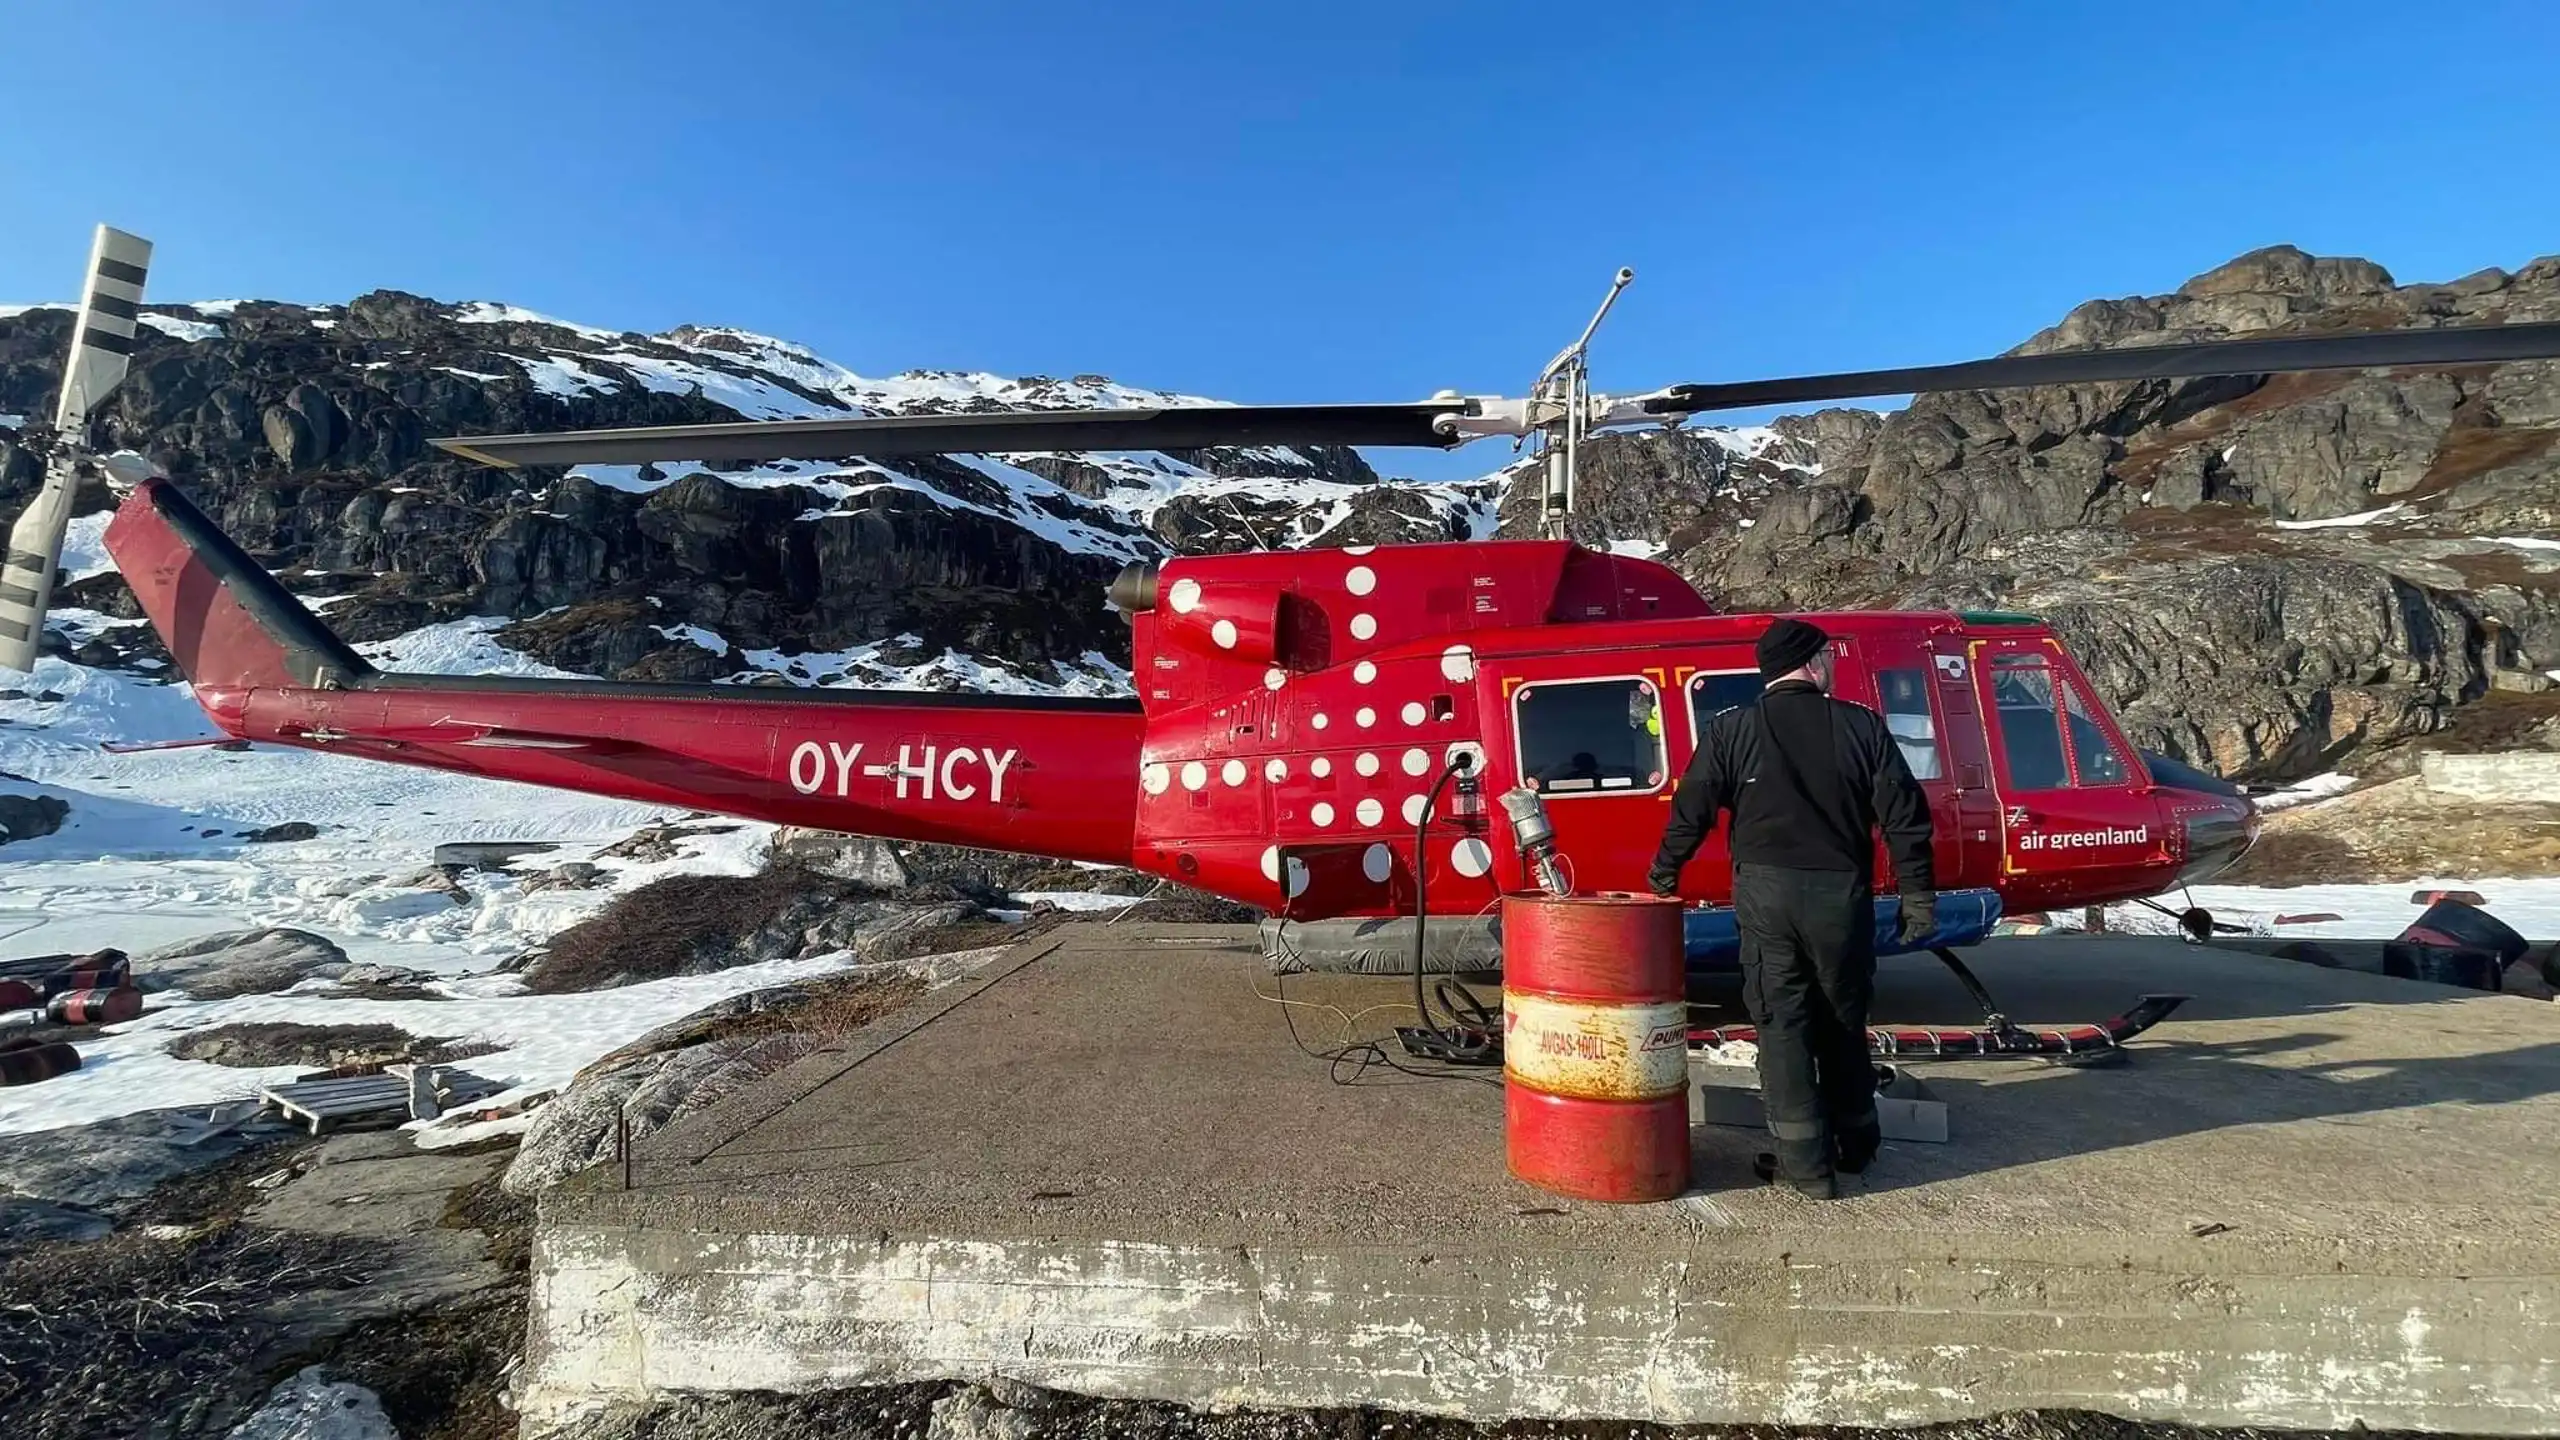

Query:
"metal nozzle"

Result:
[[1499, 786, 1572, 896]]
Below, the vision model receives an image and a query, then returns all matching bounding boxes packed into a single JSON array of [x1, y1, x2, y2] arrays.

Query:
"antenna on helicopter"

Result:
[[1529, 267, 1635, 538]]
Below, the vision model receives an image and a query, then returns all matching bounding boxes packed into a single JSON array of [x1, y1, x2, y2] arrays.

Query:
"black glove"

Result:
[[1895, 891, 1937, 946], [1647, 867, 1679, 898]]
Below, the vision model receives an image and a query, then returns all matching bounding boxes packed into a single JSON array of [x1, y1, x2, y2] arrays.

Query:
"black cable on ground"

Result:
[[1260, 922, 1501, 1088], [1401, 755, 1500, 1063]]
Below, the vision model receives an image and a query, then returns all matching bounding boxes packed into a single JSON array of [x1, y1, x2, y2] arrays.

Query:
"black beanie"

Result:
[[1756, 617, 1828, 681]]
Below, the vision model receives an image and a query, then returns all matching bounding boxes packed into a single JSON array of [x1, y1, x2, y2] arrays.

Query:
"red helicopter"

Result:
[[16, 236, 2560, 1045]]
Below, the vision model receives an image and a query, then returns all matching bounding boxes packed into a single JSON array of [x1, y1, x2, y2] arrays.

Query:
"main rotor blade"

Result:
[[1, 224, 154, 673], [432, 401, 1473, 468], [1647, 319, 2560, 414]]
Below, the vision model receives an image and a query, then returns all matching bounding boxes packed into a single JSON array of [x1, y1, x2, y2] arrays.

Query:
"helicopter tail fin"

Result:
[[106, 478, 374, 695]]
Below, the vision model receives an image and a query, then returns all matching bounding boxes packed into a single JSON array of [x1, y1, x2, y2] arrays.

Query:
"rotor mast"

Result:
[[1529, 266, 1636, 539]]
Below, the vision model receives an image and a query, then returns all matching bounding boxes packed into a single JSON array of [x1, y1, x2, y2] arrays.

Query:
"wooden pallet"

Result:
[[256, 1064, 501, 1134]]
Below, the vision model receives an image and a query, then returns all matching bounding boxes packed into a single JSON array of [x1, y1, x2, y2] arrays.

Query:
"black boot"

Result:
[[1753, 1151, 1839, 1199], [1833, 1116, 1882, 1176]]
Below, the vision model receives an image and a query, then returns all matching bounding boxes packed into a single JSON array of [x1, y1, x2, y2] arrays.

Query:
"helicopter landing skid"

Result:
[[1688, 947, 2189, 1065]]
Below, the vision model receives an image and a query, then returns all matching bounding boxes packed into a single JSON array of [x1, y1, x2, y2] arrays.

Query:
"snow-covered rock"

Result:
[[138, 928, 350, 1000]]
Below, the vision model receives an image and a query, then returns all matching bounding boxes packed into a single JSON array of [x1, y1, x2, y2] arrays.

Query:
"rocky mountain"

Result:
[[0, 295, 1502, 691], [4, 243, 2556, 780], [1539, 246, 2560, 778]]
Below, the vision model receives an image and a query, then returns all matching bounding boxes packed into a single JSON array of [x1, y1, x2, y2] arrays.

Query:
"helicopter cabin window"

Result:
[[1876, 668, 1943, 781], [1686, 670, 1763, 743], [1989, 654, 2071, 791], [1514, 677, 1667, 797]]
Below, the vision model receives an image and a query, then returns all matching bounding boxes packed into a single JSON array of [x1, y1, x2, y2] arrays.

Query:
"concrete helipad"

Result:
[[522, 923, 2560, 1435]]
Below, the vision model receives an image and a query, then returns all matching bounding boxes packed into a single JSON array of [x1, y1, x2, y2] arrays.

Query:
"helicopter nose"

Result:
[[2139, 749, 2258, 887], [2171, 790, 2258, 887]]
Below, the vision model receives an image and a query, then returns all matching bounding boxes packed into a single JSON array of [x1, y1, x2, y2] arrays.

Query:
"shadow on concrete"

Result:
[[1679, 940, 2560, 1197]]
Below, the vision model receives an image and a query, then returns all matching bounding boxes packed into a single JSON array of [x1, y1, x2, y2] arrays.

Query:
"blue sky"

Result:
[[6, 0, 2556, 478]]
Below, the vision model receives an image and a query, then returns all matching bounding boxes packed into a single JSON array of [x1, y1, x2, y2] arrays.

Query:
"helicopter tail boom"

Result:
[[104, 479, 1149, 865]]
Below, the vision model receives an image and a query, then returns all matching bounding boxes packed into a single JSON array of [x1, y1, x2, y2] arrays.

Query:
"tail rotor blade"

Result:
[[0, 225, 153, 673], [0, 461, 80, 671], [53, 226, 153, 432]]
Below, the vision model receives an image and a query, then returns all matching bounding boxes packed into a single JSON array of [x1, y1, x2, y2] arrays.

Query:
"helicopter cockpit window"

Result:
[[1514, 677, 1667, 798], [1686, 670, 1762, 742], [1877, 668, 1943, 781], [1989, 654, 2071, 791], [2061, 676, 2129, 785]]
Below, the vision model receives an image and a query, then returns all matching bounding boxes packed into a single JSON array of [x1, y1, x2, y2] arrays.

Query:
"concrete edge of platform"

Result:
[[515, 1217, 2560, 1437]]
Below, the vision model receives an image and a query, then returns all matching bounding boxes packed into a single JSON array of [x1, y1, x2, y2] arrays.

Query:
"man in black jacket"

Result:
[[1647, 618, 1937, 1197]]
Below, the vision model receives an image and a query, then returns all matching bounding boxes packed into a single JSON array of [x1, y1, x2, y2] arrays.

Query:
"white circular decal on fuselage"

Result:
[[1451, 837, 1493, 878]]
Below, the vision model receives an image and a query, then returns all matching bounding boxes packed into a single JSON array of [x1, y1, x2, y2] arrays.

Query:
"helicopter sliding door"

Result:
[[1970, 637, 2168, 907]]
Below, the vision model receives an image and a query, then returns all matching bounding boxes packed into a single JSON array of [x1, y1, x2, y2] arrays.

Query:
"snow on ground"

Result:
[[514, 353, 624, 399], [0, 601, 1146, 1144], [565, 459, 855, 497], [0, 941, 887, 1147], [0, 639, 781, 1142], [55, 513, 117, 581], [2487, 535, 2560, 552], [450, 300, 624, 340], [2254, 771, 2361, 812], [653, 622, 732, 656], [1014, 889, 1143, 913], [351, 616, 585, 678], [1713, 424, 1822, 475], [0, 303, 225, 342], [726, 633, 1130, 697], [2274, 503, 2406, 530], [136, 312, 223, 343], [2095, 878, 2560, 944]]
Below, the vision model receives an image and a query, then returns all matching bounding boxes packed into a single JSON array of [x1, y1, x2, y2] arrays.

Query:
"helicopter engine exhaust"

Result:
[[1108, 560, 1160, 615]]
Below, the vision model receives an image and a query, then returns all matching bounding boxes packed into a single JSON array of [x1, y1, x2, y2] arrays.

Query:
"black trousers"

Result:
[[1732, 862, 1882, 1180]]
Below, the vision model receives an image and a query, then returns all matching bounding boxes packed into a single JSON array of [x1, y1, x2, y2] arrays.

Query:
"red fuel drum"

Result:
[[48, 987, 143, 1026], [1501, 891, 1691, 1202]]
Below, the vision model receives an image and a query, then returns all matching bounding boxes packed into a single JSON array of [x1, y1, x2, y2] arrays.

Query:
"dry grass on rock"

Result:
[[2224, 775, 2560, 885], [0, 1219, 373, 1440], [165, 1021, 498, 1070], [580, 968, 931, 1081], [522, 865, 872, 994]]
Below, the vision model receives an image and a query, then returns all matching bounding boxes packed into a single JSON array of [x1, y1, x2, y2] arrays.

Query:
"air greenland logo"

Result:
[[2017, 824, 2150, 851]]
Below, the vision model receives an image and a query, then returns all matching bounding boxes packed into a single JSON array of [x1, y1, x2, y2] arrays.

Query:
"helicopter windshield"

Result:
[[1989, 653, 2126, 789]]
